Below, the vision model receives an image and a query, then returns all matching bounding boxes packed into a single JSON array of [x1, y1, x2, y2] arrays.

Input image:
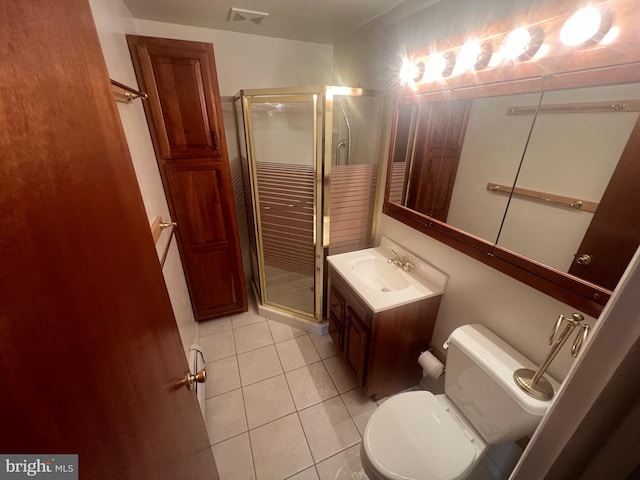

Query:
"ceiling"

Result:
[[123, 0, 411, 45]]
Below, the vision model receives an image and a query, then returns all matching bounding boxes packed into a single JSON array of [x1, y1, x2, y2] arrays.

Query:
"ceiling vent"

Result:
[[230, 8, 269, 26]]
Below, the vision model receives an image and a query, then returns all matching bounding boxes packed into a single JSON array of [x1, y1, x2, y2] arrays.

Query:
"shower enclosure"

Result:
[[234, 87, 385, 325]]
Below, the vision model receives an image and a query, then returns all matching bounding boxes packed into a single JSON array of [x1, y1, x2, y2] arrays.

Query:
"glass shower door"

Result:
[[246, 95, 318, 317], [328, 94, 384, 256]]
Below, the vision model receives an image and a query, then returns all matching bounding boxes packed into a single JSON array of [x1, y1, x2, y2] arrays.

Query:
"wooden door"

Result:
[[127, 35, 247, 321], [0, 2, 218, 478], [568, 116, 640, 291]]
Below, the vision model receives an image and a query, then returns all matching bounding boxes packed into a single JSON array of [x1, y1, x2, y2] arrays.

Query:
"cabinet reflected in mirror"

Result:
[[389, 90, 544, 245]]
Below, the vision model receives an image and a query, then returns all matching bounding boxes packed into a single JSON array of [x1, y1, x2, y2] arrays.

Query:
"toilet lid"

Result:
[[362, 391, 477, 480]]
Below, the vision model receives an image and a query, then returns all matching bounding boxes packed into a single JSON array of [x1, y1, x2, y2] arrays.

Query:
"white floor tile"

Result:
[[212, 433, 256, 480], [232, 308, 265, 329], [199, 316, 233, 337], [200, 330, 236, 363], [340, 389, 377, 435], [287, 467, 319, 480], [205, 389, 248, 445], [315, 444, 368, 480], [243, 375, 296, 429], [309, 333, 340, 360], [250, 413, 314, 480], [235, 322, 274, 353], [206, 356, 241, 397], [276, 335, 321, 372], [286, 362, 339, 410], [237, 345, 283, 386], [299, 396, 361, 463], [268, 319, 308, 343], [323, 355, 358, 393]]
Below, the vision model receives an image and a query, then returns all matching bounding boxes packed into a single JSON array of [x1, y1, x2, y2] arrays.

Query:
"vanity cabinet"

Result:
[[328, 266, 442, 400]]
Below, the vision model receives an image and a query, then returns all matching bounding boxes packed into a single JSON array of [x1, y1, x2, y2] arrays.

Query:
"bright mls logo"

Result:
[[0, 455, 77, 479]]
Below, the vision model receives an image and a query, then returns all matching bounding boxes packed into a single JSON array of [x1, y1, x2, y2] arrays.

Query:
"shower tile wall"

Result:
[[198, 298, 516, 479]]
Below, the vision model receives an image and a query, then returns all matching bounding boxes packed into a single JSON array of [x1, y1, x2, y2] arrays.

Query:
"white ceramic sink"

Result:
[[350, 254, 410, 292], [327, 237, 448, 313]]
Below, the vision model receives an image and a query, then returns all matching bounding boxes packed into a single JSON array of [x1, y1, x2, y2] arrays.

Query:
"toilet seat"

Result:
[[362, 391, 483, 480]]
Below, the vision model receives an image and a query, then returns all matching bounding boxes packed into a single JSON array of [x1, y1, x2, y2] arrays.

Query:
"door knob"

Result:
[[184, 369, 206, 390], [575, 254, 592, 265]]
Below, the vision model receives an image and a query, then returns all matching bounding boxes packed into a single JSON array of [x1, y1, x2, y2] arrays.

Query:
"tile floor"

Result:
[[198, 300, 519, 480], [198, 301, 374, 480]]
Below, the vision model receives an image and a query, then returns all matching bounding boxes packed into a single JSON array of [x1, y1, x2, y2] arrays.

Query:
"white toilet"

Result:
[[361, 324, 556, 480]]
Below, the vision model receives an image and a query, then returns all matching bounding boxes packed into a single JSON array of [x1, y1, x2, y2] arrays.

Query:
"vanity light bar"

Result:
[[400, 4, 613, 85]]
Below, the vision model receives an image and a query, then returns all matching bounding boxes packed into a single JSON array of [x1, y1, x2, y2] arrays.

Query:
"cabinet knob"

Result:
[[575, 254, 592, 265]]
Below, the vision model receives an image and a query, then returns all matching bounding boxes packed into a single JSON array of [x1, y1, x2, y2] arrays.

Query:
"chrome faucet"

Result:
[[387, 249, 414, 272]]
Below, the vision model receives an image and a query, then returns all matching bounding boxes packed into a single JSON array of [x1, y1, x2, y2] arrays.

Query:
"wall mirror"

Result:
[[383, 0, 640, 317]]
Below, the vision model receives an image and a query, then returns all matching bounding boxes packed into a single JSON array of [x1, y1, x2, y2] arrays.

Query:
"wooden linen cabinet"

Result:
[[127, 35, 247, 320]]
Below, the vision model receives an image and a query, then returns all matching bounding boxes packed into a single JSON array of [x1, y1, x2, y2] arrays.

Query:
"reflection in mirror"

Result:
[[389, 90, 544, 244], [383, 0, 640, 316], [496, 82, 640, 290]]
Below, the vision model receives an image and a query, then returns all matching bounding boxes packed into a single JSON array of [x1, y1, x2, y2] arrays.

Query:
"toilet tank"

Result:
[[445, 324, 557, 444]]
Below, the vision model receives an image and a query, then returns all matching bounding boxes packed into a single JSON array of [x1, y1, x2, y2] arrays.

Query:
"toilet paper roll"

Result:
[[418, 351, 444, 379]]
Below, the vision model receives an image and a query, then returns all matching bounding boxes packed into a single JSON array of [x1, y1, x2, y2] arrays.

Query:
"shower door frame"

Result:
[[238, 86, 376, 323], [241, 89, 325, 321]]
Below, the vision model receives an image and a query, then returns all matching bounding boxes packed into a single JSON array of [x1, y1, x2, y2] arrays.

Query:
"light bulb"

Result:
[[501, 26, 544, 62], [560, 6, 609, 46], [424, 53, 448, 80], [399, 59, 424, 84], [502, 28, 532, 60], [458, 41, 482, 72]]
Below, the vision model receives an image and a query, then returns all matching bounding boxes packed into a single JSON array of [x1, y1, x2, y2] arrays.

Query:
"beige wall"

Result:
[[133, 20, 333, 96], [335, 0, 600, 381]]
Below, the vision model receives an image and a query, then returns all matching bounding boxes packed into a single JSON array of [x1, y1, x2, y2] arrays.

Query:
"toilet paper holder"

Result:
[[514, 313, 590, 401], [418, 349, 445, 379]]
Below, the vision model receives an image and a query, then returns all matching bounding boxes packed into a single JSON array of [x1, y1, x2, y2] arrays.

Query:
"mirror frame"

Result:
[[383, 0, 640, 317]]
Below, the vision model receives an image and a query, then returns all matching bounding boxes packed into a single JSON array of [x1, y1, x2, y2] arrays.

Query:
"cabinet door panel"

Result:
[[187, 248, 239, 317], [131, 39, 221, 159], [152, 56, 216, 155], [165, 162, 245, 318], [166, 166, 228, 246], [346, 308, 368, 386]]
